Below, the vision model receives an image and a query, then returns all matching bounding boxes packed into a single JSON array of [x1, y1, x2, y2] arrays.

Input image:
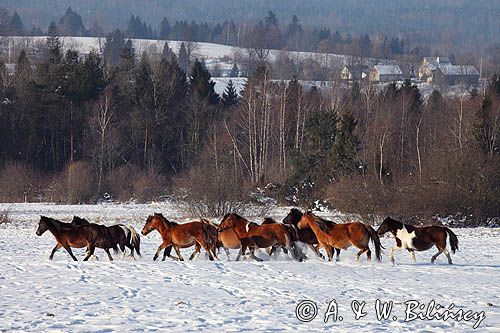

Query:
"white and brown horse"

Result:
[[377, 217, 459, 264]]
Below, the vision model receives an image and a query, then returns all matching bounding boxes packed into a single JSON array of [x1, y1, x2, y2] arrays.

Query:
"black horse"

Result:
[[72, 216, 141, 259]]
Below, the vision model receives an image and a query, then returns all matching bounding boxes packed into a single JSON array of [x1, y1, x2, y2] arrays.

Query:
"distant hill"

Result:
[[3, 0, 500, 51]]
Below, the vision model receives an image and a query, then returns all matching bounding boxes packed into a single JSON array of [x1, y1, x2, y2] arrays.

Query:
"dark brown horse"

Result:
[[72, 216, 141, 259], [377, 217, 459, 264], [141, 213, 218, 261], [219, 213, 300, 261], [282, 208, 340, 261], [297, 212, 382, 262], [36, 216, 116, 261]]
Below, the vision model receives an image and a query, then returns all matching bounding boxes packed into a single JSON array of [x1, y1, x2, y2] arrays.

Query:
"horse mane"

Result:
[[262, 217, 277, 224], [306, 212, 335, 233]]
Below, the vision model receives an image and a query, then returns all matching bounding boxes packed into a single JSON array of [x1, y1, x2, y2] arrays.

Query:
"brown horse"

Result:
[[283, 208, 341, 261], [141, 213, 218, 261], [72, 216, 141, 259], [297, 212, 382, 262], [205, 216, 242, 261], [219, 213, 300, 261], [36, 216, 116, 261], [377, 217, 459, 264]]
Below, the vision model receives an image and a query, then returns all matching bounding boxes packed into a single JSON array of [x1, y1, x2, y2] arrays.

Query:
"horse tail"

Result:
[[445, 227, 459, 254], [201, 221, 218, 251], [365, 224, 383, 261], [128, 225, 141, 257]]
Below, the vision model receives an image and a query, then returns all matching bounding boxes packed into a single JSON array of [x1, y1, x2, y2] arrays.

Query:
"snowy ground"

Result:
[[0, 202, 499, 332]]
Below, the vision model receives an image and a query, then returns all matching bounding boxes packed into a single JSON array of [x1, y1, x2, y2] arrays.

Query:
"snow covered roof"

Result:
[[373, 65, 403, 75], [439, 65, 479, 76], [423, 56, 451, 65]]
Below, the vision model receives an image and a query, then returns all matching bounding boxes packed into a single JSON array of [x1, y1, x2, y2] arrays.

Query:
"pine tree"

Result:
[[187, 60, 219, 156], [332, 112, 359, 172], [473, 95, 498, 155], [178, 42, 189, 73], [222, 80, 238, 107], [162, 41, 176, 61], [8, 11, 24, 35], [46, 22, 61, 63], [229, 63, 239, 77], [103, 29, 126, 65], [159, 17, 171, 39], [58, 7, 87, 36]]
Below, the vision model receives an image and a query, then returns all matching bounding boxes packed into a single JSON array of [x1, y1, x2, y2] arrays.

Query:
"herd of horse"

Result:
[[35, 208, 460, 265]]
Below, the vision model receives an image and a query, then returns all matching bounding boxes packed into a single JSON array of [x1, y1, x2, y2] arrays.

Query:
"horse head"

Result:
[[297, 211, 314, 229], [377, 216, 401, 235], [72, 216, 90, 226], [36, 216, 50, 236], [282, 208, 303, 225]]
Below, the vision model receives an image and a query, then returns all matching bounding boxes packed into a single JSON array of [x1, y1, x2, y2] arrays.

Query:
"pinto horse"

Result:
[[219, 213, 300, 262], [36, 216, 116, 261], [297, 212, 382, 262], [377, 217, 459, 264], [72, 216, 141, 259], [141, 213, 218, 261], [283, 208, 341, 261]]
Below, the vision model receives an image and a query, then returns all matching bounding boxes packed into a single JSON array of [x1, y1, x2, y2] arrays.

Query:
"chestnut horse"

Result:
[[36, 216, 116, 261], [283, 208, 341, 261], [377, 217, 459, 264], [219, 213, 300, 261], [141, 213, 218, 261], [72, 216, 141, 259], [297, 212, 382, 262]]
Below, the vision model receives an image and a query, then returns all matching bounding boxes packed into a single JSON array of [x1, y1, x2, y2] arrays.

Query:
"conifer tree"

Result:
[[222, 80, 238, 107]]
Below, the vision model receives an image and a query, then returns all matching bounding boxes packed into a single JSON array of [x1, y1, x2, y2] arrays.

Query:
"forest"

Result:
[[1, 28, 500, 225]]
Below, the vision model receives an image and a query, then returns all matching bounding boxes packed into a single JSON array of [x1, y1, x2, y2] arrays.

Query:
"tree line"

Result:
[[1, 28, 500, 224]]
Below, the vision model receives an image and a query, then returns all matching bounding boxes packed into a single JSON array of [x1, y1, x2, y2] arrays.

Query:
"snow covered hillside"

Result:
[[0, 202, 498, 331], [8, 36, 386, 68]]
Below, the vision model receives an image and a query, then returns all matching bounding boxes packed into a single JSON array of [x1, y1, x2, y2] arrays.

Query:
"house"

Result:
[[418, 56, 451, 82], [369, 65, 403, 82], [432, 65, 480, 86], [340, 65, 370, 81]]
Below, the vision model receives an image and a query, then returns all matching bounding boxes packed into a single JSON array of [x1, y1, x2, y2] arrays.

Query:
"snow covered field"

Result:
[[0, 202, 499, 332]]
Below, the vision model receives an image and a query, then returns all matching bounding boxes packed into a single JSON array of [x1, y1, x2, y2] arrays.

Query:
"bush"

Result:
[[107, 165, 167, 202], [0, 161, 34, 202], [47, 161, 96, 204], [0, 205, 13, 224], [67, 161, 97, 204], [106, 165, 137, 201], [132, 170, 167, 202], [174, 165, 249, 217]]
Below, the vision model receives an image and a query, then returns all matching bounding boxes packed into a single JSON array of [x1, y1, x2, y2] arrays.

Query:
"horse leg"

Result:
[[443, 248, 453, 264], [355, 248, 367, 261], [83, 245, 95, 261], [323, 244, 334, 261], [104, 248, 114, 261], [49, 244, 62, 260], [431, 246, 443, 263], [236, 241, 247, 261], [153, 243, 168, 261], [224, 247, 231, 261], [189, 243, 201, 260], [335, 248, 341, 262], [366, 248, 372, 261], [407, 249, 416, 263], [198, 240, 214, 261], [162, 246, 179, 261], [173, 246, 185, 261], [309, 244, 325, 260], [63, 245, 78, 261], [389, 246, 403, 265], [249, 247, 263, 261]]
